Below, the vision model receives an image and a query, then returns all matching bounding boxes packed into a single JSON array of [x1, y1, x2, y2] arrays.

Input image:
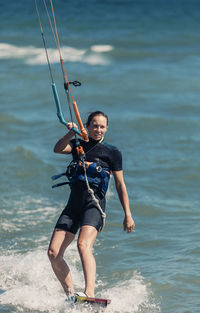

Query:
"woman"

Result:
[[48, 111, 135, 299]]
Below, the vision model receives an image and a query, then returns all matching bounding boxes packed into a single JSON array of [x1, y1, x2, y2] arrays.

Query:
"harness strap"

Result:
[[52, 181, 69, 188]]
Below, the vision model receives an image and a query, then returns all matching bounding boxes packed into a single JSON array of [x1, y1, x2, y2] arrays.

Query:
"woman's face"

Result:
[[87, 114, 108, 141]]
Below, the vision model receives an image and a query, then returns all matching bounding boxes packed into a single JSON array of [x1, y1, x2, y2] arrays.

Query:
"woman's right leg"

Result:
[[48, 229, 75, 296]]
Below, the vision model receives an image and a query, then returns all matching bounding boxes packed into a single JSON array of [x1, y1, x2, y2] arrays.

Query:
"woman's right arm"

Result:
[[54, 122, 77, 154]]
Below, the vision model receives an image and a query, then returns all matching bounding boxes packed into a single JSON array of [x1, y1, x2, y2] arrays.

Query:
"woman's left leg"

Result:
[[77, 225, 98, 297]]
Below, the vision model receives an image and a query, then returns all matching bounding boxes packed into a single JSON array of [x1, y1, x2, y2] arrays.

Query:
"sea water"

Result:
[[0, 1, 200, 312]]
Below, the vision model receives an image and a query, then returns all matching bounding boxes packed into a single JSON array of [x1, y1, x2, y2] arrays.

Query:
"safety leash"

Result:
[[82, 160, 106, 232]]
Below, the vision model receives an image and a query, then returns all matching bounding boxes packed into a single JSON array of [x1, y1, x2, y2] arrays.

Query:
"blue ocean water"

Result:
[[1, 1, 200, 312]]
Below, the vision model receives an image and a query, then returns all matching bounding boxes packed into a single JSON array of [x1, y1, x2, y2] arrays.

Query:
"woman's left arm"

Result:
[[112, 170, 135, 233]]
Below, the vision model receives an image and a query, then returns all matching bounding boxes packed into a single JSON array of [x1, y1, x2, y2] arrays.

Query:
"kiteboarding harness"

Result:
[[51, 138, 110, 231]]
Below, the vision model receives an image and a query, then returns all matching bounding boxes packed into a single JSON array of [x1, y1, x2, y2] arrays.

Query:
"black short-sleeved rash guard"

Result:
[[70, 137, 122, 172]]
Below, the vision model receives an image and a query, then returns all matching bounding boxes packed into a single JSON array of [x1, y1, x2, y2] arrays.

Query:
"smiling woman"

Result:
[[48, 111, 135, 301], [86, 111, 108, 141], [34, 3, 134, 301]]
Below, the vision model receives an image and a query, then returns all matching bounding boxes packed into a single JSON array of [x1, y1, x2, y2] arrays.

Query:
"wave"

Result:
[[91, 45, 113, 53], [0, 247, 160, 313], [0, 42, 114, 66]]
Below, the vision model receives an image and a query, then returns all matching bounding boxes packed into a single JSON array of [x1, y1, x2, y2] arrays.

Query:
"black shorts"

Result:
[[55, 184, 106, 234]]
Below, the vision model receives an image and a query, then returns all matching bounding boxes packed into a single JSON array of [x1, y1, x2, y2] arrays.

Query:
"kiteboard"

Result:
[[75, 294, 111, 307]]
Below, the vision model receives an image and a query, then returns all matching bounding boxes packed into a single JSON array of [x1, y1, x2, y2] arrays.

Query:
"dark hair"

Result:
[[86, 111, 108, 127]]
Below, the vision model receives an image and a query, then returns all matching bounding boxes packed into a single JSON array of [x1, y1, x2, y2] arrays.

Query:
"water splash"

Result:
[[0, 247, 160, 313]]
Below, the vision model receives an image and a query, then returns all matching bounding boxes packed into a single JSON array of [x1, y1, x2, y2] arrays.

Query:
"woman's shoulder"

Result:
[[102, 142, 122, 171], [102, 142, 121, 153]]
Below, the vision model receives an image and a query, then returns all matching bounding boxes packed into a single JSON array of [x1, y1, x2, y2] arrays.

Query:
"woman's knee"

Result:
[[48, 246, 60, 263], [77, 226, 97, 255], [77, 239, 90, 255]]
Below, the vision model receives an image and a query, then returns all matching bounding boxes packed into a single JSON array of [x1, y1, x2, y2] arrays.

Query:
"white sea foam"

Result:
[[91, 45, 113, 53], [0, 246, 83, 312], [0, 42, 114, 66], [0, 247, 160, 313], [104, 274, 160, 313]]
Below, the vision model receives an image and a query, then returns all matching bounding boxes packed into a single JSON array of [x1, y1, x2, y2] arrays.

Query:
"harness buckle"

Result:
[[96, 165, 102, 173]]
